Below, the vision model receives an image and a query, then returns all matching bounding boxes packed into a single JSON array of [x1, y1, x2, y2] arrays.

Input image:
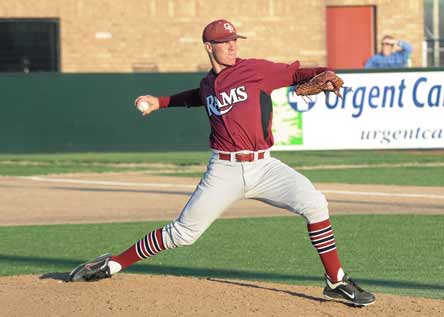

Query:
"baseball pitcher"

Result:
[[69, 19, 375, 307]]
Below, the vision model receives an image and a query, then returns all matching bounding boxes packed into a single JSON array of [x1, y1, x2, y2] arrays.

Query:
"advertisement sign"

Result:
[[271, 71, 444, 150]]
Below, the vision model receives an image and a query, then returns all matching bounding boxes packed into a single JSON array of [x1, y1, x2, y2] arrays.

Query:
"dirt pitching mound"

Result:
[[1, 274, 442, 317]]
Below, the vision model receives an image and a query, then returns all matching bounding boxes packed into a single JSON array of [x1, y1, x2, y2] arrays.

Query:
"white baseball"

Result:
[[137, 101, 149, 113]]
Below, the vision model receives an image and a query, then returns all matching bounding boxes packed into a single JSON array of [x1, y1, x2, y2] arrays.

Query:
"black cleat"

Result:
[[323, 274, 376, 307], [68, 253, 112, 282]]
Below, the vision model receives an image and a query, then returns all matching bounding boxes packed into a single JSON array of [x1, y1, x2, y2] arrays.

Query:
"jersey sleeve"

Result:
[[158, 88, 202, 108], [252, 59, 330, 94]]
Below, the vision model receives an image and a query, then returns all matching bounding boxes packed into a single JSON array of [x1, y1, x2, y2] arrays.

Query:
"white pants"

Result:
[[162, 151, 329, 249]]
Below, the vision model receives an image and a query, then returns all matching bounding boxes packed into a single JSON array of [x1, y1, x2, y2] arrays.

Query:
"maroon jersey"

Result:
[[159, 58, 328, 152]]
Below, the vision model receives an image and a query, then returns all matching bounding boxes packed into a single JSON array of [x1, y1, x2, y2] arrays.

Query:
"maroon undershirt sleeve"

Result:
[[158, 88, 202, 108]]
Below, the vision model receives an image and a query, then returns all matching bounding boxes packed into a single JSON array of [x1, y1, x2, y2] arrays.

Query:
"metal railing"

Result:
[[424, 38, 444, 67]]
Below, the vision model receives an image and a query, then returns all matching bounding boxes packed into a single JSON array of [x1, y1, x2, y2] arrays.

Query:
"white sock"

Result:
[[337, 267, 345, 281], [326, 268, 346, 289], [107, 260, 122, 275]]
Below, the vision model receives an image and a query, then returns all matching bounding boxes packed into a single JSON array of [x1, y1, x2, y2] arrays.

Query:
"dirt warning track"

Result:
[[0, 173, 443, 226]]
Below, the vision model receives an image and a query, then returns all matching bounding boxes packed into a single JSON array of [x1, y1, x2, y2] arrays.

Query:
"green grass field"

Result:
[[1, 150, 444, 186], [0, 216, 443, 299], [0, 150, 443, 300], [1, 150, 443, 166]]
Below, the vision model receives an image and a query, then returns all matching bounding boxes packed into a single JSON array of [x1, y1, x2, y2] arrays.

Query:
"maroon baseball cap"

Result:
[[202, 19, 247, 43]]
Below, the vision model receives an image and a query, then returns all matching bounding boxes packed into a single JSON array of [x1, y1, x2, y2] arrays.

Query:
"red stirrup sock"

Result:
[[110, 228, 167, 273], [307, 219, 343, 283]]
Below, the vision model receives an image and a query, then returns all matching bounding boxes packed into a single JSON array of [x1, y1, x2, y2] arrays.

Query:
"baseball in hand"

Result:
[[137, 101, 149, 113]]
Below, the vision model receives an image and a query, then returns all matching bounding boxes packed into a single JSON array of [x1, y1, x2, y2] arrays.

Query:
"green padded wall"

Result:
[[0, 73, 210, 153]]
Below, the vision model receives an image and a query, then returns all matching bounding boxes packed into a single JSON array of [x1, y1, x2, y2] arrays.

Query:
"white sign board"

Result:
[[271, 71, 444, 150]]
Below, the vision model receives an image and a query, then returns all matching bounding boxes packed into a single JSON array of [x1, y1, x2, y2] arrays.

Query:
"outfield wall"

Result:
[[0, 69, 443, 153], [0, 73, 209, 153]]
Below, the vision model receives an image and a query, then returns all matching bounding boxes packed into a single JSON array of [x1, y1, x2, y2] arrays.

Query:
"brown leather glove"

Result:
[[295, 71, 344, 98]]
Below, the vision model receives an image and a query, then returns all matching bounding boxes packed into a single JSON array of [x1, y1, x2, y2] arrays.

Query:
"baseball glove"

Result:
[[295, 71, 344, 99]]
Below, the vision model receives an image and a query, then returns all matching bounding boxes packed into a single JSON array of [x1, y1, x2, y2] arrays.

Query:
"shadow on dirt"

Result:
[[40, 272, 70, 282], [206, 278, 328, 303], [1, 254, 443, 295]]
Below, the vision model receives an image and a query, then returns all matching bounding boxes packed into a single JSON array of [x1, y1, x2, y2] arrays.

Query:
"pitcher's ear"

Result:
[[204, 42, 213, 53]]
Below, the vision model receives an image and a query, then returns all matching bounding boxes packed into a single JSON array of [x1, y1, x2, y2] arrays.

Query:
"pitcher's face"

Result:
[[206, 39, 238, 68]]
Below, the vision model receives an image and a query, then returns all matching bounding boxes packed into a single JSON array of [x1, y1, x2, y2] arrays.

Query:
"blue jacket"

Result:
[[364, 41, 412, 69]]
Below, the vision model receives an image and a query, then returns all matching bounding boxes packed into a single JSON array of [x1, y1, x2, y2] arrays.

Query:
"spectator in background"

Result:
[[365, 35, 412, 68]]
